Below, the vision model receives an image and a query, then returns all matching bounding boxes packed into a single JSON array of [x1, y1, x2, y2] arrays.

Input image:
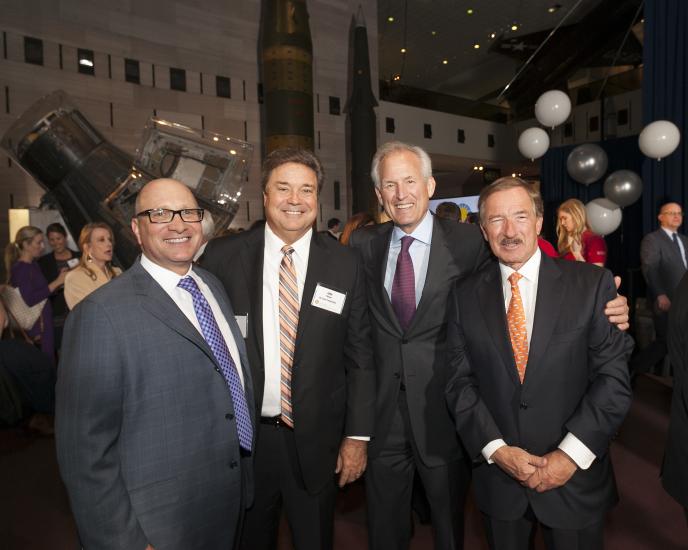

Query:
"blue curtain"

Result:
[[642, 0, 688, 231]]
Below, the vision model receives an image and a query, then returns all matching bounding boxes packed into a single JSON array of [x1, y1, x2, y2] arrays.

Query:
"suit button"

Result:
[[229, 460, 238, 468], [215, 367, 221, 373], [520, 402, 528, 410], [225, 413, 234, 420]]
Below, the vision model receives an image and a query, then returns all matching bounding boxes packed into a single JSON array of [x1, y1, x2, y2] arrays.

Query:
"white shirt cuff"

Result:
[[482, 439, 507, 463], [558, 432, 596, 470], [347, 436, 370, 441]]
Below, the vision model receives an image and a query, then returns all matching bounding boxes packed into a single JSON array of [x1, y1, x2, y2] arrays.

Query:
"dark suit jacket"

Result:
[[201, 225, 375, 495], [640, 229, 688, 301], [349, 216, 491, 466], [663, 272, 688, 508], [56, 260, 255, 550], [446, 255, 633, 529]]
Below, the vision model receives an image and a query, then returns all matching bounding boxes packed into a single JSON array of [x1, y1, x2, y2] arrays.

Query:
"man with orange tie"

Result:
[[445, 177, 634, 550], [201, 148, 374, 550]]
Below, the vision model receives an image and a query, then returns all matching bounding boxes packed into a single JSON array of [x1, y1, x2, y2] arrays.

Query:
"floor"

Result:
[[1, 375, 686, 549]]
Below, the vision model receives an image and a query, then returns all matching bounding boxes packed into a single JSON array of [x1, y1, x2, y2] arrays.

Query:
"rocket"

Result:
[[260, 0, 315, 152], [345, 6, 378, 216]]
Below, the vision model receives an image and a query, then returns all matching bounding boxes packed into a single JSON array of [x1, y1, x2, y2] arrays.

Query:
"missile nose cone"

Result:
[[355, 5, 366, 27]]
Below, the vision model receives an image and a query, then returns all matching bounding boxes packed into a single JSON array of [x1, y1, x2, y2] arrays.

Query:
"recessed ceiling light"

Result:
[[512, 173, 517, 177], [466, 8, 474, 15], [431, 30, 437, 36], [490, 32, 496, 39], [547, 4, 561, 13], [442, 59, 448, 65], [473, 43, 480, 49], [511, 24, 519, 31], [393, 74, 401, 81], [387, 16, 394, 22], [400, 47, 407, 53]]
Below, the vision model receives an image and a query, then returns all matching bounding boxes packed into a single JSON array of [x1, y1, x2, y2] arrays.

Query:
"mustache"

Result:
[[500, 238, 523, 246]]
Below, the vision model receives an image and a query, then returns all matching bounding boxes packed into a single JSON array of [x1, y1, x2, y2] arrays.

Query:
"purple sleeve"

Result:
[[10, 262, 52, 306]]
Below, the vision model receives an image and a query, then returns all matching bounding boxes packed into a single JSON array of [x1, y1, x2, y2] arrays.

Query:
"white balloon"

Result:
[[639, 120, 681, 160], [518, 127, 550, 161], [585, 198, 622, 236], [534, 90, 572, 129]]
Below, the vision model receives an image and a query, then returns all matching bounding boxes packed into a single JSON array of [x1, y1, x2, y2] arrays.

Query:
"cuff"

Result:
[[558, 432, 596, 470], [482, 439, 507, 464], [347, 436, 370, 441]]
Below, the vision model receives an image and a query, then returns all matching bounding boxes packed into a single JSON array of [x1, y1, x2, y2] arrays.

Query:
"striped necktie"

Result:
[[507, 272, 529, 384], [279, 246, 299, 428]]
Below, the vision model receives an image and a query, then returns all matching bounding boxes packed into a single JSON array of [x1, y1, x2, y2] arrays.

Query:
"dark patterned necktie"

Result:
[[391, 236, 416, 331], [178, 276, 253, 451], [672, 233, 687, 269]]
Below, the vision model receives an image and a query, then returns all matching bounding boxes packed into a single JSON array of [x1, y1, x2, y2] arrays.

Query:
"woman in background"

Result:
[[64, 223, 121, 309], [339, 212, 375, 246], [38, 223, 79, 353], [557, 198, 607, 267], [4, 226, 67, 360]]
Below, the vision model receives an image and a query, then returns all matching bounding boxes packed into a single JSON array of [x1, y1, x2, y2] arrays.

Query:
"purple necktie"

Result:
[[391, 236, 416, 331], [178, 276, 253, 452]]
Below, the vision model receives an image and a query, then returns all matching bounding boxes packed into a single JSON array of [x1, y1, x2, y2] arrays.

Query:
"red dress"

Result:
[[561, 230, 607, 265]]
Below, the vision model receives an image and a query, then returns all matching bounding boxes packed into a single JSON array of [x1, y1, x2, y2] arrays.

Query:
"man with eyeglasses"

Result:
[[56, 178, 255, 550], [635, 201, 688, 374]]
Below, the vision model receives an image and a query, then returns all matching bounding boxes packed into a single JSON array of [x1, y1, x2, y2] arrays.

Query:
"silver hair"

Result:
[[370, 141, 433, 188]]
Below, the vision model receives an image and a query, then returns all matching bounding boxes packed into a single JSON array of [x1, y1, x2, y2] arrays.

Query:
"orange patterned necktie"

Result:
[[279, 245, 299, 427], [507, 272, 529, 383]]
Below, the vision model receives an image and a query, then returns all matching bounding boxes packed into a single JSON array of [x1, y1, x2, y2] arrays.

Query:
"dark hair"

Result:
[[478, 177, 543, 224], [260, 148, 325, 193], [327, 218, 341, 229], [340, 212, 375, 246], [46, 222, 67, 237], [435, 202, 461, 222]]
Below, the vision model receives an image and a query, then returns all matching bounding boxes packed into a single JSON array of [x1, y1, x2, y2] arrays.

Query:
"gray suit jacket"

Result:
[[56, 259, 255, 550], [640, 228, 688, 301]]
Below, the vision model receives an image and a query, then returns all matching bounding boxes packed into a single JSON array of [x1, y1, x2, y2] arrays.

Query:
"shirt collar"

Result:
[[140, 253, 194, 293], [661, 226, 677, 239], [392, 210, 433, 246], [264, 222, 313, 260], [499, 247, 542, 284]]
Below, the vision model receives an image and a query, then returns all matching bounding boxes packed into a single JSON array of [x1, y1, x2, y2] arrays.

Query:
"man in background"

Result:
[[325, 217, 342, 240]]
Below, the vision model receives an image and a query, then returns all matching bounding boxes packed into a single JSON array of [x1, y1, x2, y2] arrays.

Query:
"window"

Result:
[[24, 36, 43, 66], [457, 129, 465, 143], [564, 122, 573, 138], [216, 76, 231, 98], [257, 82, 263, 104], [125, 58, 140, 84], [617, 108, 629, 126], [329, 96, 341, 115], [385, 117, 395, 133], [170, 67, 186, 91], [334, 180, 341, 210], [78, 48, 95, 76], [589, 115, 599, 133], [423, 123, 432, 139], [487, 134, 495, 148]]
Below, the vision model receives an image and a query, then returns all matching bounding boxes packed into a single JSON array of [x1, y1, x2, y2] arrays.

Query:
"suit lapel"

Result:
[[239, 230, 265, 371], [476, 263, 520, 386], [369, 223, 402, 335], [524, 255, 563, 384]]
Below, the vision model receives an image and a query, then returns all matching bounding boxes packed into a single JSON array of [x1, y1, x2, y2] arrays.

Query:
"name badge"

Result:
[[311, 283, 346, 315], [235, 314, 248, 338]]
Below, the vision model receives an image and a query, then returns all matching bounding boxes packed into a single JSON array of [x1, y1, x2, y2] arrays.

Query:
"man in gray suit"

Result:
[[56, 179, 254, 550], [636, 201, 688, 372]]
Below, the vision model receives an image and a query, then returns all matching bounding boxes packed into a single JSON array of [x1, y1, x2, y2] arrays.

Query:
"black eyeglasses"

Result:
[[135, 208, 204, 223]]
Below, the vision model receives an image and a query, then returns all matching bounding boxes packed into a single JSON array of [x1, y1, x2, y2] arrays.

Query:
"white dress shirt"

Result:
[[661, 226, 688, 269], [140, 253, 244, 387], [481, 248, 597, 470], [384, 210, 434, 305], [261, 224, 311, 417]]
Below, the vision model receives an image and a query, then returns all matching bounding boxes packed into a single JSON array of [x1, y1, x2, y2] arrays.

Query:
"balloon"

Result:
[[518, 127, 550, 161], [534, 90, 572, 128], [566, 144, 608, 185], [603, 170, 642, 208], [639, 120, 681, 160], [585, 198, 622, 236]]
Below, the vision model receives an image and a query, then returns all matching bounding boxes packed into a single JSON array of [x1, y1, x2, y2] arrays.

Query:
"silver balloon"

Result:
[[566, 144, 609, 185], [603, 170, 642, 208], [585, 198, 622, 236]]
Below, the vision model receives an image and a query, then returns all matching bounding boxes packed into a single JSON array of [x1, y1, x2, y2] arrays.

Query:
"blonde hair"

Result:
[[4, 226, 42, 282], [556, 198, 588, 255], [76, 222, 119, 281]]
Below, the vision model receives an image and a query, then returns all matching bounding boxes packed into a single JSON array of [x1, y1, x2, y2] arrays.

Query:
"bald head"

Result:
[[135, 178, 198, 214]]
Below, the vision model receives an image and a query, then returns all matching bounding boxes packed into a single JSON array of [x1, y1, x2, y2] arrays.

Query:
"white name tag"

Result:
[[235, 314, 248, 338], [311, 283, 346, 315]]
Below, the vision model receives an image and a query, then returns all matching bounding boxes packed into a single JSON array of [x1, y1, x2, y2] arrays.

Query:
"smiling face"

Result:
[[131, 179, 202, 275], [22, 233, 45, 261], [47, 231, 67, 254], [481, 186, 543, 271], [85, 227, 113, 265], [263, 162, 318, 244], [375, 149, 435, 234]]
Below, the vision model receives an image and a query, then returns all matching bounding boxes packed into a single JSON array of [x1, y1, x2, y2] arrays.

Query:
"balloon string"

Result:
[[496, 0, 585, 103]]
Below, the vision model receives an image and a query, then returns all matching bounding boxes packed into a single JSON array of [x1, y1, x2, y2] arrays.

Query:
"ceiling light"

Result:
[[212, 136, 219, 142], [400, 47, 407, 53], [442, 59, 448, 65], [431, 31, 437, 36], [466, 8, 474, 15], [489, 32, 496, 39], [512, 173, 517, 177], [473, 166, 479, 171], [393, 74, 401, 81], [473, 43, 480, 49], [511, 24, 519, 31], [387, 16, 394, 22], [79, 58, 94, 67], [547, 4, 561, 13]]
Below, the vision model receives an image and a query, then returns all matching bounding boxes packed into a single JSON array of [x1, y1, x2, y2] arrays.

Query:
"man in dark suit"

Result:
[[663, 271, 688, 521], [202, 148, 374, 550], [636, 202, 688, 372], [446, 177, 634, 550], [56, 179, 255, 550], [349, 142, 631, 550]]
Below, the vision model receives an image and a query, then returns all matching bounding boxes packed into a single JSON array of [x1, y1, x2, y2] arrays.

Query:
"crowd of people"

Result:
[[1, 139, 686, 550]]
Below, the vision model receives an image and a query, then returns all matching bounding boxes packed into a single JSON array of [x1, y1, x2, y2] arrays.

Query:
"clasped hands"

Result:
[[491, 446, 577, 493]]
